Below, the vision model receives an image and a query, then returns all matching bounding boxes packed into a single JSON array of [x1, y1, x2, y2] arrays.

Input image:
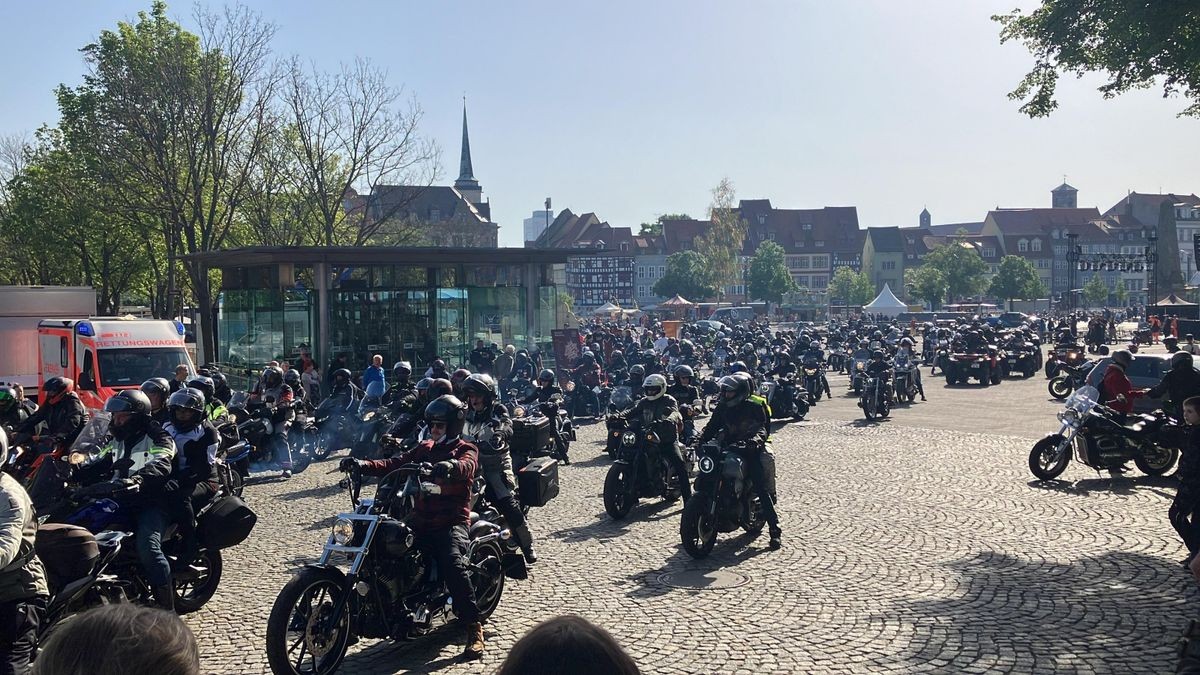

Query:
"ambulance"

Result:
[[37, 317, 194, 409]]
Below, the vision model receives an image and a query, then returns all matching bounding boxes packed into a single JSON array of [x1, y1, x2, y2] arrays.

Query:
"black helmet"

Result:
[[210, 371, 228, 391], [427, 378, 454, 400], [333, 368, 352, 387], [431, 359, 447, 374], [424, 394, 468, 439], [674, 365, 694, 381], [582, 352, 596, 365], [261, 366, 284, 389], [1171, 351, 1194, 370], [186, 376, 216, 404], [871, 350, 885, 360], [451, 368, 471, 386], [611, 350, 623, 359], [167, 387, 206, 431], [415, 377, 435, 401], [42, 377, 74, 405], [283, 368, 302, 389], [0, 386, 17, 414], [728, 361, 748, 374], [104, 390, 152, 441], [628, 364, 645, 379], [393, 361, 412, 381], [462, 374, 498, 402], [139, 377, 171, 409], [718, 374, 751, 406], [538, 369, 556, 386]]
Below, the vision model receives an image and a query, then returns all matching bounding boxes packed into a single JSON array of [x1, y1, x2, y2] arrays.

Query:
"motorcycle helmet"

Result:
[[167, 387, 206, 432], [537, 369, 556, 387], [450, 368, 472, 390], [611, 350, 623, 360], [582, 352, 596, 366], [393, 361, 413, 383], [462, 374, 498, 404], [871, 350, 885, 361], [728, 361, 748, 374], [415, 377, 435, 402], [0, 386, 17, 416], [1171, 351, 1193, 370], [186, 375, 216, 405], [628, 364, 645, 380], [1112, 349, 1133, 368], [718, 374, 752, 406], [104, 390, 152, 441], [210, 370, 228, 392], [427, 378, 454, 400], [643, 374, 667, 400], [674, 365, 694, 383], [872, 331, 883, 340], [333, 368, 352, 388], [282, 369, 302, 390], [261, 366, 284, 390], [42, 377, 74, 406], [139, 377, 171, 411], [810, 341, 821, 350], [424, 394, 468, 440], [430, 359, 447, 375]]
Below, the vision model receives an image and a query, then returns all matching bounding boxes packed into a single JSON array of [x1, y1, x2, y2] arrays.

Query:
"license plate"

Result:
[[1008, 359, 1016, 364], [971, 364, 980, 369]]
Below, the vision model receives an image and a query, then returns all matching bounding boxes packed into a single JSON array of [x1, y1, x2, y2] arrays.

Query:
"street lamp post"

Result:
[[1147, 230, 1158, 307], [1065, 232, 1079, 311]]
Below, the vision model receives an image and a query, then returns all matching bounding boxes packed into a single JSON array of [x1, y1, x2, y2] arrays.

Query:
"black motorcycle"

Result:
[[800, 359, 824, 404], [512, 397, 573, 464], [265, 463, 521, 675], [759, 374, 808, 420], [680, 440, 766, 558], [1047, 360, 1096, 400], [859, 373, 891, 420], [603, 419, 688, 519], [228, 392, 307, 476], [350, 395, 394, 460], [1029, 385, 1180, 480]]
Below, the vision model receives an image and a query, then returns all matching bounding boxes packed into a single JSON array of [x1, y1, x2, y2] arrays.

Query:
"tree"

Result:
[[696, 178, 745, 298], [922, 243, 988, 302], [828, 267, 875, 306], [905, 265, 948, 310], [988, 255, 1046, 310], [1082, 275, 1109, 307], [654, 250, 716, 300], [56, 1, 279, 360], [995, 2, 1200, 118], [1115, 284, 1130, 307], [638, 213, 692, 237], [746, 241, 799, 304]]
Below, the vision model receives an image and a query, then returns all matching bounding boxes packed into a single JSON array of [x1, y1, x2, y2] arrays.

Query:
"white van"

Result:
[[707, 306, 756, 324]]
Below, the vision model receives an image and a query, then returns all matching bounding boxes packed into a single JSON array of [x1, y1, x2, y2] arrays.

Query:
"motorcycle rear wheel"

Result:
[[174, 548, 223, 615], [1047, 377, 1072, 400], [603, 465, 635, 519], [1028, 437, 1070, 480], [469, 540, 506, 621], [266, 568, 351, 675], [680, 496, 717, 559], [1135, 447, 1179, 476]]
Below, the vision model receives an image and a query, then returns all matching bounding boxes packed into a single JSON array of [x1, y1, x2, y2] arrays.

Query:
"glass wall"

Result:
[[216, 288, 314, 378]]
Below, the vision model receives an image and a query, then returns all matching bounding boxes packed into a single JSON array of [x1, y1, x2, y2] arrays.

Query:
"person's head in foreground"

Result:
[[494, 614, 640, 675], [33, 603, 199, 675]]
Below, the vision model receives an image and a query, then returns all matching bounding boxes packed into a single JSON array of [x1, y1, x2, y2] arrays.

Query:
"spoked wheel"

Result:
[[862, 396, 876, 420], [1028, 436, 1071, 480], [266, 569, 352, 675], [680, 496, 718, 559], [309, 429, 332, 460], [603, 465, 635, 519], [469, 540, 506, 621], [174, 548, 223, 615], [744, 496, 766, 535], [1135, 446, 1179, 476]]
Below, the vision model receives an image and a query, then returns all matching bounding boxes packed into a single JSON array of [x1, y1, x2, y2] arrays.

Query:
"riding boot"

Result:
[[153, 584, 175, 612], [462, 622, 485, 660], [510, 521, 537, 564], [768, 526, 782, 550]]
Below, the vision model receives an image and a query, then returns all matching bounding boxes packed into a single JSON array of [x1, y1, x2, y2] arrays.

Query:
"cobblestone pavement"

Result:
[[188, 367, 1200, 674]]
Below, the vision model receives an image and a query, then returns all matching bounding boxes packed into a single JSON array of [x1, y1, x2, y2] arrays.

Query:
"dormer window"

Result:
[[1030, 238, 1042, 252], [757, 214, 767, 225], [1017, 238, 1029, 252], [619, 242, 629, 252], [430, 208, 441, 220], [1052, 229, 1060, 239]]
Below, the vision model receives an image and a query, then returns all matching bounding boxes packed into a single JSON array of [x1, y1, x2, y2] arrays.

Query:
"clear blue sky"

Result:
[[2, 1, 1196, 246]]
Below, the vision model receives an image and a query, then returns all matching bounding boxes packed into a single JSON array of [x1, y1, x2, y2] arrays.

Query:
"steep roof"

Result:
[[1103, 192, 1200, 218], [927, 221, 984, 236], [661, 218, 710, 254], [987, 207, 1101, 235], [1052, 182, 1077, 193], [366, 185, 490, 224], [865, 226, 903, 253]]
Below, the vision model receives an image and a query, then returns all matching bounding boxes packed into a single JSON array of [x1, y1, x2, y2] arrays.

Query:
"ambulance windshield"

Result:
[[97, 348, 191, 386]]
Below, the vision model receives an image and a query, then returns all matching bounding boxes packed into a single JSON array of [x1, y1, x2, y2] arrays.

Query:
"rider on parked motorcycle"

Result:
[[162, 388, 221, 574], [614, 374, 688, 500], [281, 370, 305, 410], [0, 429, 47, 674], [339, 395, 487, 660], [382, 361, 418, 414], [865, 350, 894, 399], [74, 390, 177, 610], [1146, 351, 1200, 420], [140, 378, 172, 426], [571, 353, 603, 419], [11, 377, 88, 463], [187, 375, 228, 424], [520, 370, 563, 405], [894, 338, 927, 401], [251, 366, 296, 479], [697, 373, 780, 549], [1100, 349, 1146, 415], [460, 374, 536, 564], [668, 366, 702, 407], [624, 364, 647, 399]]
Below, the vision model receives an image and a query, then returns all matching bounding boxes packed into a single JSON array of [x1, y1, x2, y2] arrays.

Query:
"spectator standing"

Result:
[[362, 355, 385, 392], [1172, 397, 1200, 569], [169, 364, 190, 393], [495, 615, 640, 675], [301, 363, 321, 403]]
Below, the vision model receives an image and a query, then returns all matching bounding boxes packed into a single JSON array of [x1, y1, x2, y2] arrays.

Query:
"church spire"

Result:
[[454, 99, 482, 206]]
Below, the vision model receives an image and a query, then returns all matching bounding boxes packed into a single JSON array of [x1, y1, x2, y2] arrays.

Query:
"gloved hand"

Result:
[[338, 457, 362, 472], [431, 460, 455, 479]]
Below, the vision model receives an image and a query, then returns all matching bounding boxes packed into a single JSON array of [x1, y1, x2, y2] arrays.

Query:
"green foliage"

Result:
[[638, 213, 692, 237], [828, 267, 874, 306], [1114, 284, 1129, 307], [654, 250, 717, 301], [922, 243, 988, 302], [696, 178, 746, 295], [746, 241, 798, 304], [1082, 275, 1109, 307], [905, 265, 948, 310], [988, 255, 1045, 310], [995, 1, 1200, 117]]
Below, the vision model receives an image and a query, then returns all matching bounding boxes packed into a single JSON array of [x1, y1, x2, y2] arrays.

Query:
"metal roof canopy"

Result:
[[181, 246, 573, 268]]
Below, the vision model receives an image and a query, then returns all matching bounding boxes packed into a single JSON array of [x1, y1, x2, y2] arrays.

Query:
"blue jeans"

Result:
[[136, 505, 172, 587]]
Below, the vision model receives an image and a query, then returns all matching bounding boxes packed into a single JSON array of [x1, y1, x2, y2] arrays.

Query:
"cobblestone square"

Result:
[[189, 370, 1198, 674]]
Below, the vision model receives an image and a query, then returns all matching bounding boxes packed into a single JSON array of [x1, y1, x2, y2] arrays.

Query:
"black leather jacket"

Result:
[[698, 398, 769, 449], [15, 393, 87, 445], [1147, 366, 1200, 418]]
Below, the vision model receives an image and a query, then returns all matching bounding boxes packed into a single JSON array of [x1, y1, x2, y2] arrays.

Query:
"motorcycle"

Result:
[[827, 346, 847, 374], [679, 403, 699, 446], [945, 351, 1000, 386], [859, 373, 891, 420], [1028, 385, 1180, 480], [265, 462, 521, 675], [603, 419, 688, 519], [350, 384, 393, 460], [512, 397, 572, 464], [1001, 343, 1040, 378], [850, 351, 871, 393], [801, 359, 824, 404], [1045, 344, 1085, 379], [313, 390, 363, 459], [892, 358, 919, 404], [1047, 360, 1096, 400], [759, 374, 808, 420], [934, 339, 952, 376], [229, 392, 308, 476], [679, 440, 766, 558]]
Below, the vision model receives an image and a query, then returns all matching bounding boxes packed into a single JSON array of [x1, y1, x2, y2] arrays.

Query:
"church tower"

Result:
[[1052, 182, 1078, 208], [919, 207, 931, 228], [454, 102, 483, 206]]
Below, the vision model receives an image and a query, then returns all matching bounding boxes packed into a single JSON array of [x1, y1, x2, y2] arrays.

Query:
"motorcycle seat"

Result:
[[469, 511, 481, 525]]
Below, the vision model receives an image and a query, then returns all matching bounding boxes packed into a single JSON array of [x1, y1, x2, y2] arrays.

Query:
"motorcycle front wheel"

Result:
[[680, 496, 718, 559], [266, 568, 352, 675], [1028, 437, 1071, 480], [1047, 376, 1072, 400], [603, 465, 635, 519], [862, 396, 876, 420]]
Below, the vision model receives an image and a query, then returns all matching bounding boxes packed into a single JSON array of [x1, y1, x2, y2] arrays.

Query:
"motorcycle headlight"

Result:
[[856, 362, 865, 371], [699, 456, 715, 473], [621, 431, 637, 446], [646, 431, 661, 444], [332, 517, 355, 546], [513, 406, 526, 418], [1057, 408, 1081, 425]]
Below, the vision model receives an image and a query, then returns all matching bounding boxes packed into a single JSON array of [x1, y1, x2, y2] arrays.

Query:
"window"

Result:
[[815, 240, 825, 248], [990, 265, 999, 274], [658, 266, 665, 276], [793, 275, 809, 287], [797, 257, 810, 269], [430, 208, 441, 220], [1030, 239, 1042, 252], [1018, 239, 1028, 252], [619, 242, 629, 252], [59, 337, 68, 368], [982, 247, 995, 258], [767, 232, 776, 241], [802, 223, 812, 231], [757, 214, 766, 225], [1036, 258, 1050, 269], [811, 275, 828, 289], [811, 255, 828, 268], [881, 261, 896, 270]]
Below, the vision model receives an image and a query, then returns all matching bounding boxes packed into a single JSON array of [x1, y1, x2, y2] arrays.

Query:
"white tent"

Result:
[[862, 283, 908, 317], [592, 301, 622, 316]]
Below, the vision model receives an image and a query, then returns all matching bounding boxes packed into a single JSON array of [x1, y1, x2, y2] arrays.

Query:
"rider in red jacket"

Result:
[[1101, 350, 1146, 415]]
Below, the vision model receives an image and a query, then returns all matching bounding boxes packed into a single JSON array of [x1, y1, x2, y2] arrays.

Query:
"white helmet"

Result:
[[643, 373, 668, 400]]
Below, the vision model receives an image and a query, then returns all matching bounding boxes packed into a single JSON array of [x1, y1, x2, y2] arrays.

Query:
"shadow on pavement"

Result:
[[625, 531, 771, 600], [873, 549, 1195, 672], [1028, 473, 1178, 498], [339, 621, 492, 674], [548, 500, 679, 543]]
